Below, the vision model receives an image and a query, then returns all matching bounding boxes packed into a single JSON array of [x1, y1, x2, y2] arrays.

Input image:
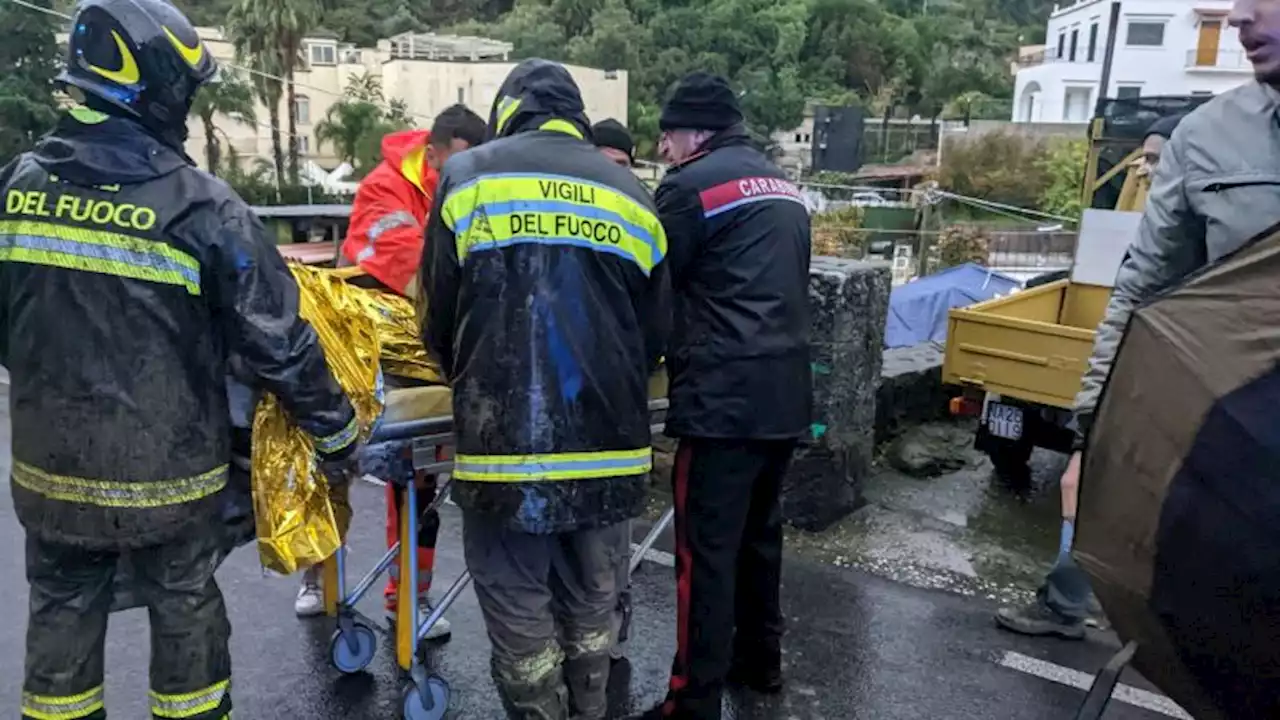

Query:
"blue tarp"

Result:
[[885, 263, 1021, 349]]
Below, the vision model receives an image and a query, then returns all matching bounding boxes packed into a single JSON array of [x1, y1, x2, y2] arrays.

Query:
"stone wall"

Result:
[[876, 343, 953, 444], [786, 258, 891, 531]]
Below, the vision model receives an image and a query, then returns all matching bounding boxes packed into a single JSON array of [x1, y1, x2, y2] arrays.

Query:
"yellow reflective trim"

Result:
[[315, 415, 358, 455], [12, 461, 228, 509], [463, 448, 651, 465], [400, 145, 426, 195], [163, 26, 205, 69], [68, 107, 108, 125], [539, 119, 584, 139], [454, 447, 652, 482], [494, 95, 522, 135], [150, 679, 230, 719], [22, 686, 105, 720], [0, 220, 200, 295], [440, 174, 667, 274], [86, 30, 141, 86]]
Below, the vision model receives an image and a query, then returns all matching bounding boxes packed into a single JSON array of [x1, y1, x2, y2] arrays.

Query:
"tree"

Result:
[[0, 0, 59, 166], [226, 0, 316, 185], [226, 11, 286, 188], [190, 70, 258, 175], [314, 73, 412, 175]]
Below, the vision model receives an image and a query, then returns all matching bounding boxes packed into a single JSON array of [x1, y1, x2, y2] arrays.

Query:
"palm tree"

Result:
[[314, 99, 385, 170], [190, 69, 257, 175], [315, 73, 412, 176], [225, 0, 316, 185]]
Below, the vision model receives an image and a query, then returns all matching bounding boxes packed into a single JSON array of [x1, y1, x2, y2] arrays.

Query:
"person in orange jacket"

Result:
[[294, 105, 486, 641]]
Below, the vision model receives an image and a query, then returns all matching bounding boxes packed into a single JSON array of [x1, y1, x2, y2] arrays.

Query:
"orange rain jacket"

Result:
[[340, 129, 438, 296]]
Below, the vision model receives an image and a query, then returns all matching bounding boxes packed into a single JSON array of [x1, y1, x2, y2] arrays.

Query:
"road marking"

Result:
[[632, 543, 675, 568], [998, 651, 1192, 719]]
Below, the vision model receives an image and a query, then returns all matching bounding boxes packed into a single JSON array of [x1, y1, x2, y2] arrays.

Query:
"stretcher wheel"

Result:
[[402, 675, 450, 720], [329, 621, 377, 674]]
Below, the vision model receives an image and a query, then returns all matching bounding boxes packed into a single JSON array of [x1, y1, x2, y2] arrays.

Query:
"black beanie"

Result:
[[592, 118, 635, 160], [659, 72, 743, 131], [1144, 113, 1185, 141]]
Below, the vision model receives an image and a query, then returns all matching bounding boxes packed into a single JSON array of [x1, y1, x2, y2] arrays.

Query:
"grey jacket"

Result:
[[1074, 81, 1280, 442]]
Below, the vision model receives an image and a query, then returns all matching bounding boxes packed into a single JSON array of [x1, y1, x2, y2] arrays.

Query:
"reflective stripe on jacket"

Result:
[[0, 110, 356, 549], [421, 60, 671, 532]]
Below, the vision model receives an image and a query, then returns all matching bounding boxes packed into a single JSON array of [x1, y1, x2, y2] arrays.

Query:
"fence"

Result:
[[810, 223, 1077, 285]]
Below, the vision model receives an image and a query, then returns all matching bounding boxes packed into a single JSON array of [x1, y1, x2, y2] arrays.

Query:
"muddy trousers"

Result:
[[22, 531, 232, 720], [662, 438, 795, 720], [463, 511, 626, 720]]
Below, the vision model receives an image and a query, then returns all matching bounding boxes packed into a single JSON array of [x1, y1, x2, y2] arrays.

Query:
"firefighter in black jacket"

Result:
[[641, 73, 813, 720], [1, 1, 358, 718], [421, 59, 669, 719]]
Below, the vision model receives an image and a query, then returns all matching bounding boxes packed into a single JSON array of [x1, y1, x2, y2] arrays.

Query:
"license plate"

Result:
[[986, 403, 1024, 441]]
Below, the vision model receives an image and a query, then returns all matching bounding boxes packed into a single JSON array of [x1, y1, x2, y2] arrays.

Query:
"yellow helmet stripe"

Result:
[[163, 26, 205, 68], [86, 30, 140, 86]]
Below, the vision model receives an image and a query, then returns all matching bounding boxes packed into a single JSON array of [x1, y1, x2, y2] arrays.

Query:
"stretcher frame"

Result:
[[316, 398, 673, 720]]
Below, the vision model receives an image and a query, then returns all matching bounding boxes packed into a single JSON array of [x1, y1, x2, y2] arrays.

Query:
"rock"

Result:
[[885, 424, 970, 477], [876, 343, 953, 444], [785, 257, 891, 531]]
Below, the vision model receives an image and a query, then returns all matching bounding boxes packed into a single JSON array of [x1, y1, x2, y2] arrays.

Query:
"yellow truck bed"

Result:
[[942, 279, 1111, 409]]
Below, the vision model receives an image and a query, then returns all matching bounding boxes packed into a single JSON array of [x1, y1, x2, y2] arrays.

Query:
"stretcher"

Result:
[[317, 377, 673, 720]]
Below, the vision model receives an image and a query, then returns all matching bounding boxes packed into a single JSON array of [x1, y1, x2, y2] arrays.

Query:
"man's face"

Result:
[[425, 137, 473, 172], [659, 130, 707, 165], [599, 146, 632, 168], [1136, 134, 1167, 177], [1231, 0, 1280, 84]]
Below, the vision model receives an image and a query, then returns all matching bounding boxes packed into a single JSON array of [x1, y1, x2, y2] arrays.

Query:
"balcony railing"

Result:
[[1018, 52, 1103, 68], [1186, 49, 1251, 70]]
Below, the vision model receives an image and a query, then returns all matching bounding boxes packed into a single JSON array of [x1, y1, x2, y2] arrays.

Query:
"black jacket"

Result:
[[656, 127, 812, 439], [0, 110, 356, 549], [421, 60, 670, 534]]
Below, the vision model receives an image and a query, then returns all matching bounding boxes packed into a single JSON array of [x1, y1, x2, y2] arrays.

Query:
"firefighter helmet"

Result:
[[58, 0, 217, 147]]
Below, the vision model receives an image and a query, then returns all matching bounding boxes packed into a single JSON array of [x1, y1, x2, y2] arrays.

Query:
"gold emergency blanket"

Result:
[[251, 265, 386, 574], [348, 283, 445, 385]]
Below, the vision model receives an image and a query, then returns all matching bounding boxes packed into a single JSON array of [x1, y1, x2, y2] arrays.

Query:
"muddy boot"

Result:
[[995, 600, 1086, 639], [565, 627, 614, 717], [492, 650, 570, 720]]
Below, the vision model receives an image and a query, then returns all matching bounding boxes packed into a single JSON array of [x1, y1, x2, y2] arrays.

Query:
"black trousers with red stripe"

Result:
[[663, 437, 795, 720]]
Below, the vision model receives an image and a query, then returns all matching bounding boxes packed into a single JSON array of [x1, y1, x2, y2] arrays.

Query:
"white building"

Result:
[[1012, 0, 1251, 123]]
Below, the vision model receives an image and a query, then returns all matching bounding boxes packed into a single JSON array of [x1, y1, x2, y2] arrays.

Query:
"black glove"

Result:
[[318, 449, 360, 488]]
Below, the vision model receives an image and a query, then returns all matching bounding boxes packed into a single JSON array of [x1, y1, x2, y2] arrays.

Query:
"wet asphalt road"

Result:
[[0, 384, 1180, 719]]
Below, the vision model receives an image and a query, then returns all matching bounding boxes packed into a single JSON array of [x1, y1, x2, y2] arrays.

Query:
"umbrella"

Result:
[[1076, 225, 1280, 719]]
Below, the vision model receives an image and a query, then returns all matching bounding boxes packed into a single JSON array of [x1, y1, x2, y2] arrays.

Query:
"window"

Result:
[[1126, 21, 1166, 47], [1116, 85, 1142, 100], [1063, 87, 1092, 122], [1057, 32, 1066, 58], [294, 95, 310, 125], [457, 86, 465, 104], [1069, 28, 1079, 61], [795, 133, 802, 142], [309, 43, 337, 65], [1087, 23, 1099, 61], [297, 135, 310, 154]]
